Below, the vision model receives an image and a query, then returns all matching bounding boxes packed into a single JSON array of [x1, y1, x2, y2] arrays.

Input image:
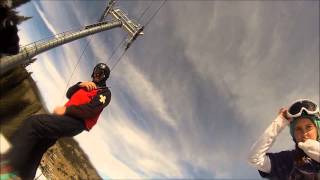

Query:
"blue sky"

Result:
[[17, 1, 319, 179]]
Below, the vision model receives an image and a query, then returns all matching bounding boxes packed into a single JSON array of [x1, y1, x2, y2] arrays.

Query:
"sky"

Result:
[[16, 0, 319, 179]]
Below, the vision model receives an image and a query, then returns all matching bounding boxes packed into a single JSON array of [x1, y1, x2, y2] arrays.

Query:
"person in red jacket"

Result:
[[1, 63, 111, 180]]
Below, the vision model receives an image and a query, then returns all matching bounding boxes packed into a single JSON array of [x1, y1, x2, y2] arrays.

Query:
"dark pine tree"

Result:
[[0, 0, 31, 56]]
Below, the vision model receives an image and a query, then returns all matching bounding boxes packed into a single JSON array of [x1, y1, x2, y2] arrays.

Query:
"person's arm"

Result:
[[66, 82, 81, 99], [247, 108, 290, 173], [65, 88, 111, 120], [298, 139, 320, 162], [66, 81, 99, 99]]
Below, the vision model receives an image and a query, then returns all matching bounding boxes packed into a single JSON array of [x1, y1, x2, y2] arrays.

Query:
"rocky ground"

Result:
[[0, 1, 102, 179], [0, 67, 102, 180]]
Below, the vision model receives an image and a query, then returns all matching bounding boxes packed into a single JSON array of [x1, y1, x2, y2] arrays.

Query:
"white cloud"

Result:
[[33, 1, 57, 35], [33, 1, 90, 77], [71, 92, 185, 178], [16, 1, 319, 179], [75, 126, 141, 179], [112, 59, 177, 128], [174, 1, 319, 126], [136, 1, 318, 177], [20, 2, 181, 177], [92, 98, 183, 178]]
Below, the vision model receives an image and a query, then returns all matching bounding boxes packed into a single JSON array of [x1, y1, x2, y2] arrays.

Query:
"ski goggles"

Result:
[[287, 99, 319, 118]]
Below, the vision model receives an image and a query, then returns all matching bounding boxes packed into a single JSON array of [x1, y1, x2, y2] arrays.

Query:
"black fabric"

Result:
[[7, 114, 85, 179], [0, 21, 19, 55], [19, 139, 56, 180], [94, 80, 106, 88], [66, 82, 81, 99], [259, 150, 320, 179], [65, 87, 111, 120], [0, 7, 20, 55]]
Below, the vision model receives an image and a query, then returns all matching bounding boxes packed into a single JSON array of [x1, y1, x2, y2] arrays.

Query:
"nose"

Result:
[[302, 130, 310, 139], [94, 73, 102, 78]]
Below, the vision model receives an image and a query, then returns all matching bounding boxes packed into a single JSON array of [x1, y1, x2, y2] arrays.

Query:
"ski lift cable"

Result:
[[34, 0, 167, 176], [110, 0, 167, 72], [110, 45, 127, 71], [60, 36, 93, 103], [60, 0, 165, 103], [59, 1, 128, 103], [138, 0, 155, 22], [34, 171, 43, 180], [144, 0, 167, 29], [66, 0, 155, 77], [70, 0, 159, 75], [106, 0, 155, 68]]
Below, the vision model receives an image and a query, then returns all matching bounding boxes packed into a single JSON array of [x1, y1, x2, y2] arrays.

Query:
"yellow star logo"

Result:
[[99, 95, 106, 104]]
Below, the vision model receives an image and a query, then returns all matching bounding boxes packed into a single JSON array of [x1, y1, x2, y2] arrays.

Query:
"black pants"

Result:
[[7, 114, 85, 180]]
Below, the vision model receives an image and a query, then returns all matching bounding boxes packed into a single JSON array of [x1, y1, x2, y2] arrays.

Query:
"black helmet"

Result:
[[91, 63, 110, 85]]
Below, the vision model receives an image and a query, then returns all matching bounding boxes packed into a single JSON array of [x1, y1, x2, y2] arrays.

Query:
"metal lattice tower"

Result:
[[0, 0, 143, 75]]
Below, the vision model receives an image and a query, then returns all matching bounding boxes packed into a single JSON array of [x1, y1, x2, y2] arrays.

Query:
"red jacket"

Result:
[[65, 82, 111, 130]]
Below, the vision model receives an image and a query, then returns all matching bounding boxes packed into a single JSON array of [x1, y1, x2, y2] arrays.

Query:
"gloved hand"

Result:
[[298, 139, 320, 162]]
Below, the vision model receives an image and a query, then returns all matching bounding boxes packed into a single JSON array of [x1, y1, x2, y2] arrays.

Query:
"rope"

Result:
[[109, 0, 167, 72], [59, 2, 118, 102], [138, 0, 155, 22], [110, 45, 127, 71], [106, 36, 127, 66], [34, 170, 43, 180], [59, 0, 167, 101], [106, 0, 155, 69], [60, 36, 93, 103], [144, 0, 167, 28]]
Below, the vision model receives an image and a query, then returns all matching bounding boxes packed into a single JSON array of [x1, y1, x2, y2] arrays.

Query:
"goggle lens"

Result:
[[288, 100, 318, 117]]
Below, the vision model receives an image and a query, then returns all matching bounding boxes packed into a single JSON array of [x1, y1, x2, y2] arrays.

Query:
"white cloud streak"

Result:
[[112, 59, 177, 128], [88, 98, 184, 178], [24, 1, 182, 178], [17, 1, 319, 179], [33, 1, 57, 35]]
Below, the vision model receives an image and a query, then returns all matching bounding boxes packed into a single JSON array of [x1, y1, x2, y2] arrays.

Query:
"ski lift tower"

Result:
[[0, 0, 144, 75]]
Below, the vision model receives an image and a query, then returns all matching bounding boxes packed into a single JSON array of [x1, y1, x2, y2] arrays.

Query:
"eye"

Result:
[[305, 125, 314, 131]]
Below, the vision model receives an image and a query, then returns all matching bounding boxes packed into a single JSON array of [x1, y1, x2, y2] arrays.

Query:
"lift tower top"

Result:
[[0, 0, 144, 75]]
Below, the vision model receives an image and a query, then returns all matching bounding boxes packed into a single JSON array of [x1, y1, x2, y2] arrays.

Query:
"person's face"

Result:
[[294, 118, 318, 143], [92, 69, 105, 83]]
